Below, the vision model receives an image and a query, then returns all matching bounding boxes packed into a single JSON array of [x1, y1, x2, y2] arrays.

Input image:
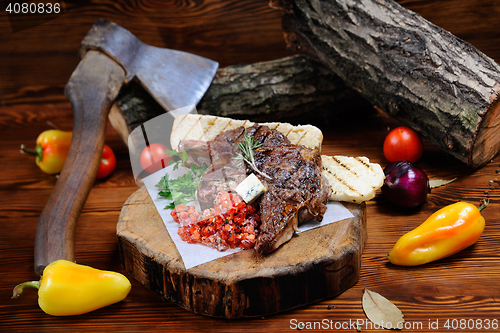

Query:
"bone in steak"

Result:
[[179, 124, 331, 254]]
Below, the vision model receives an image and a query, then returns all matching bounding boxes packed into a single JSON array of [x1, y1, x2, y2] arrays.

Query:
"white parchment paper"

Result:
[[142, 165, 354, 270]]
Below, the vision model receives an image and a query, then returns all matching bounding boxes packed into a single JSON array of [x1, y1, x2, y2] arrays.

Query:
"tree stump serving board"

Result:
[[117, 186, 367, 318]]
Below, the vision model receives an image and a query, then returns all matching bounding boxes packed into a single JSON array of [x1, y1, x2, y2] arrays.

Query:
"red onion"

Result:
[[382, 161, 430, 208]]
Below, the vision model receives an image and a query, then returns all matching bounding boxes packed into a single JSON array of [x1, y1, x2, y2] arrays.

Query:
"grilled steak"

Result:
[[178, 124, 331, 254], [253, 143, 331, 253]]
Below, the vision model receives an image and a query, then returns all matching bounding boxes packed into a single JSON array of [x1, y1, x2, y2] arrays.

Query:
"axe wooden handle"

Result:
[[34, 50, 125, 276]]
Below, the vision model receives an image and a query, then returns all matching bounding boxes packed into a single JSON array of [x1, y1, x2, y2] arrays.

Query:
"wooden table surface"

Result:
[[2, 1, 500, 332]]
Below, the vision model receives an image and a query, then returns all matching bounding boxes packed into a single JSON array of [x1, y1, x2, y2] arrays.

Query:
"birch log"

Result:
[[273, 0, 500, 168]]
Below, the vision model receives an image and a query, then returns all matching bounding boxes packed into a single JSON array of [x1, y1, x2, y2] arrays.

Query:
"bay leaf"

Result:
[[362, 288, 404, 330], [429, 178, 456, 189]]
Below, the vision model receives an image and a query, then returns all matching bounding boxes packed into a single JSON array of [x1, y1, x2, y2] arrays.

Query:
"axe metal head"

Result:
[[80, 19, 219, 112]]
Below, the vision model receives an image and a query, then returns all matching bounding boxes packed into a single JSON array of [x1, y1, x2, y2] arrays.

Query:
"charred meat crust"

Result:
[[178, 124, 331, 254]]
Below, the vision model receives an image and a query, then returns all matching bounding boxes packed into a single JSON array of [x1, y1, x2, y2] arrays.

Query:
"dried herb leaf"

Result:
[[429, 178, 456, 189], [362, 288, 404, 330]]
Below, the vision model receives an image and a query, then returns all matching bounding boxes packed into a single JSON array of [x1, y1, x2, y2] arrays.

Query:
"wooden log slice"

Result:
[[117, 187, 366, 318]]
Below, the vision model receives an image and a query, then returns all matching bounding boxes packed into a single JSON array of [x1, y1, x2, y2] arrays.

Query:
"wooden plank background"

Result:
[[2, 0, 500, 106]]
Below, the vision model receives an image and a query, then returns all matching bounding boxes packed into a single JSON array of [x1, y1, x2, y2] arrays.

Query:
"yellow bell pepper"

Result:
[[21, 129, 73, 174], [12, 260, 131, 316], [388, 201, 486, 266]]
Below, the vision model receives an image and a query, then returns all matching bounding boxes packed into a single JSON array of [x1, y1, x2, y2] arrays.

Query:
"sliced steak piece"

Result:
[[253, 144, 330, 254], [177, 140, 210, 167], [197, 166, 247, 210], [178, 140, 234, 170], [256, 183, 301, 254]]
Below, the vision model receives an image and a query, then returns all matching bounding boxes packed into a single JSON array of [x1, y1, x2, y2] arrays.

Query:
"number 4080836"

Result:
[[443, 319, 498, 330], [5, 2, 61, 14]]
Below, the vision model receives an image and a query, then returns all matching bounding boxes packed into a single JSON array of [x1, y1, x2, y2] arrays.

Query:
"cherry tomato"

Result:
[[140, 143, 173, 174], [383, 126, 423, 163], [96, 144, 116, 179]]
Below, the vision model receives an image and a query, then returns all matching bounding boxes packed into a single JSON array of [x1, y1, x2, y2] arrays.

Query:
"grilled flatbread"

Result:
[[321, 155, 385, 203], [170, 114, 323, 151]]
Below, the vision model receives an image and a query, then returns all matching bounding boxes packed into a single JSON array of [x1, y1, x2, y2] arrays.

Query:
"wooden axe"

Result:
[[34, 19, 218, 276]]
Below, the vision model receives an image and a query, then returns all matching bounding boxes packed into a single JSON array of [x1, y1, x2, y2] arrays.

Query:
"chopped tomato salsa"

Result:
[[170, 191, 260, 251]]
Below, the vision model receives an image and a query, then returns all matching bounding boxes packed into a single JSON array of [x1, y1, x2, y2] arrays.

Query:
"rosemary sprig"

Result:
[[233, 131, 272, 180]]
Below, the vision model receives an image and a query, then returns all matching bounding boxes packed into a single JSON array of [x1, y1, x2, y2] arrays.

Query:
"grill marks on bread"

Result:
[[322, 165, 359, 195], [170, 114, 323, 151], [321, 155, 385, 204]]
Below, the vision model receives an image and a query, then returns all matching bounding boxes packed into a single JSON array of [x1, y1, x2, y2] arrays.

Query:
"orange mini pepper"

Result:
[[21, 129, 72, 174], [388, 201, 486, 266]]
